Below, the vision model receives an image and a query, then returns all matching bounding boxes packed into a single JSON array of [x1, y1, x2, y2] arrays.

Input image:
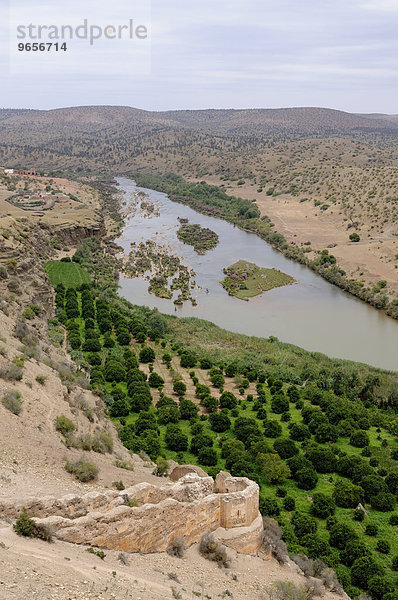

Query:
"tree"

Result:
[[263, 420, 282, 438], [179, 398, 198, 421], [340, 540, 370, 567], [157, 404, 180, 424], [148, 372, 164, 388], [173, 381, 186, 396], [257, 453, 290, 484], [116, 328, 130, 345], [291, 512, 317, 541], [180, 352, 196, 368], [82, 338, 101, 352], [329, 522, 357, 550], [350, 430, 369, 448], [190, 433, 213, 455], [219, 391, 237, 409], [209, 411, 231, 432], [360, 475, 387, 501], [370, 492, 396, 512], [165, 424, 188, 452], [349, 233, 360, 242], [198, 447, 218, 466], [210, 372, 225, 388], [295, 467, 318, 490], [139, 346, 155, 363], [201, 395, 219, 413], [333, 480, 363, 508], [110, 397, 129, 417], [314, 423, 338, 443], [351, 556, 383, 589], [305, 446, 337, 473], [105, 360, 126, 383], [310, 493, 336, 519], [288, 422, 310, 442], [368, 576, 394, 600], [271, 393, 289, 414], [273, 438, 298, 459]]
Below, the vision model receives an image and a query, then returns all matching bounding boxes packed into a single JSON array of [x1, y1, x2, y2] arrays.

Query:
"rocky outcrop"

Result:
[[4, 471, 263, 555]]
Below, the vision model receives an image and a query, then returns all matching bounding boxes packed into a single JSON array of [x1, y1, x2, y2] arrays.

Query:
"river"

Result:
[[116, 177, 398, 371]]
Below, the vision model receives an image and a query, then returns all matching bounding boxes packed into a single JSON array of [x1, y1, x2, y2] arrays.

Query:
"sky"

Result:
[[1, 0, 398, 112]]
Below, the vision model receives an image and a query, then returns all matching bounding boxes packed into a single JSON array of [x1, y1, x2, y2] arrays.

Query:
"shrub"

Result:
[[148, 372, 164, 388], [391, 555, 398, 571], [65, 458, 98, 482], [173, 381, 186, 396], [165, 424, 188, 452], [365, 524, 378, 536], [153, 457, 169, 477], [14, 508, 53, 542], [291, 512, 317, 540], [260, 496, 280, 517], [199, 533, 230, 568], [329, 522, 357, 549], [351, 556, 383, 589], [35, 375, 46, 385], [310, 493, 336, 519], [333, 479, 363, 508], [139, 346, 155, 363], [179, 398, 198, 421], [55, 414, 76, 436], [295, 467, 318, 490], [219, 391, 237, 409], [350, 430, 370, 448], [273, 438, 298, 460], [198, 447, 218, 466], [375, 540, 390, 554], [0, 363, 23, 381], [367, 576, 394, 600], [262, 517, 288, 564], [340, 540, 370, 566], [2, 390, 23, 415], [371, 492, 396, 512], [166, 536, 186, 558], [283, 497, 295, 511], [257, 453, 290, 484]]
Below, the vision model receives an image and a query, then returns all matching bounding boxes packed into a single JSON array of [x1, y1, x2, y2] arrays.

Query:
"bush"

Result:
[[273, 438, 298, 460], [365, 523, 378, 536], [14, 508, 53, 542], [65, 458, 98, 482], [0, 363, 23, 381], [199, 532, 230, 567], [2, 390, 23, 415], [333, 479, 363, 508], [219, 391, 237, 409], [310, 493, 336, 519], [291, 512, 317, 540], [139, 346, 155, 363], [283, 497, 295, 511], [262, 517, 288, 564], [148, 372, 164, 388], [153, 456, 169, 477], [173, 381, 186, 396], [368, 576, 394, 600], [391, 555, 398, 571], [375, 540, 390, 554], [371, 492, 396, 512], [340, 539, 370, 567], [55, 414, 76, 436], [260, 496, 280, 517], [295, 467, 318, 490], [179, 398, 198, 421], [165, 424, 188, 452], [166, 536, 186, 558], [198, 447, 218, 466], [329, 522, 357, 549], [350, 430, 369, 448], [351, 556, 383, 589]]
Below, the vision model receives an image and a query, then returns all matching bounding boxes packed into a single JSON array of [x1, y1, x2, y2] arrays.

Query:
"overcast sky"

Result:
[[2, 0, 398, 112]]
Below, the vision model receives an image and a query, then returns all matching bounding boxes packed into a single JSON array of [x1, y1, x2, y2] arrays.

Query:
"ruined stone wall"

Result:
[[2, 471, 263, 555]]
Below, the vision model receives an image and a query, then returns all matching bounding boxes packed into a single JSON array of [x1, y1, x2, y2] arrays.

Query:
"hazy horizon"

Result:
[[2, 0, 398, 114]]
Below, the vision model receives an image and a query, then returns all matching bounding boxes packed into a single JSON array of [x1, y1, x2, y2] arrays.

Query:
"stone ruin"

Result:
[[1, 470, 263, 554]]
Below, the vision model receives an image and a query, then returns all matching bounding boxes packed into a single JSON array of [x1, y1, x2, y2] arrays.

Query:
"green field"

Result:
[[44, 261, 91, 288], [221, 259, 296, 300]]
